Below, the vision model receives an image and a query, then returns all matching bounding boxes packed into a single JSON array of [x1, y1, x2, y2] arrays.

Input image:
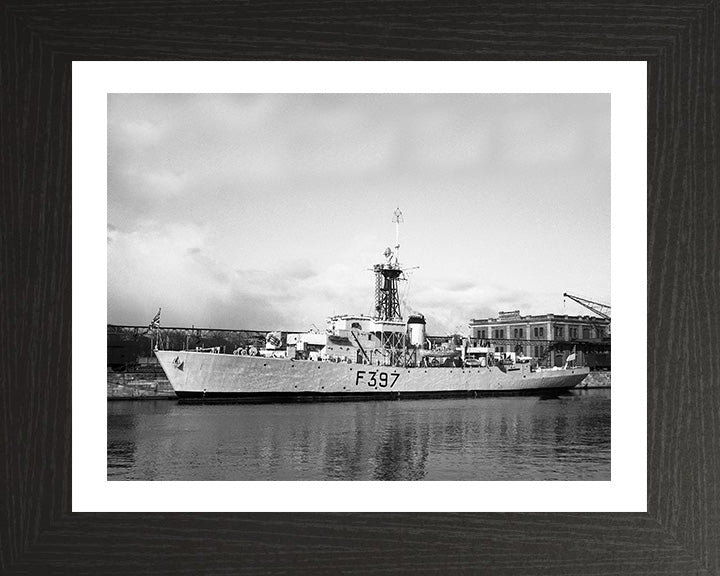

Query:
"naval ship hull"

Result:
[[155, 350, 589, 401]]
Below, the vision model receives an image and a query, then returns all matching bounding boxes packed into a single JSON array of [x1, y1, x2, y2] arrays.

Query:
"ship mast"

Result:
[[370, 209, 407, 363], [373, 208, 404, 322], [393, 206, 403, 266]]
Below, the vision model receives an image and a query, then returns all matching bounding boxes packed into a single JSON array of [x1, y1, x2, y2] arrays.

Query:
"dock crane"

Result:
[[563, 293, 611, 319], [563, 293, 611, 337]]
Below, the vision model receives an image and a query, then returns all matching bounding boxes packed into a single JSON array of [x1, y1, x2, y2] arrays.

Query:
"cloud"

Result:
[[107, 222, 367, 330], [446, 280, 477, 292], [107, 94, 610, 332], [107, 218, 603, 334], [117, 119, 163, 145], [142, 169, 188, 197]]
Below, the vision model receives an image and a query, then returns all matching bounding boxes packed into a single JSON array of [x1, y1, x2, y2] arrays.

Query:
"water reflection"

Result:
[[108, 390, 610, 481], [107, 410, 138, 476], [372, 419, 430, 480]]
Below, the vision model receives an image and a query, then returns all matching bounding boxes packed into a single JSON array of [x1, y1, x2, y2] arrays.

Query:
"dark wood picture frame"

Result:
[[2, 2, 718, 574]]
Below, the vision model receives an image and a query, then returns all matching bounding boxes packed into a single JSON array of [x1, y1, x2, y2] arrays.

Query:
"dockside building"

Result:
[[469, 310, 610, 369]]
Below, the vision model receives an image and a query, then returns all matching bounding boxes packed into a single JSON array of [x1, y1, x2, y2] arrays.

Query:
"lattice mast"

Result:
[[373, 208, 404, 322]]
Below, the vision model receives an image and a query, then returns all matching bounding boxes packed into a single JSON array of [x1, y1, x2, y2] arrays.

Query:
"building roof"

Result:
[[469, 312, 610, 325]]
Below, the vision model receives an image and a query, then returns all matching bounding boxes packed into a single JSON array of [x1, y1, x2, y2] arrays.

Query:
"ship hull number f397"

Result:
[[355, 370, 400, 388]]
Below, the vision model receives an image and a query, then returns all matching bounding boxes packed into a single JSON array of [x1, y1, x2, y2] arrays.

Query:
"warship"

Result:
[[155, 209, 589, 400]]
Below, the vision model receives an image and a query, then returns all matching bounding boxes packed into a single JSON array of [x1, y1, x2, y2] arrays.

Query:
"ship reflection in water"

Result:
[[107, 389, 610, 481]]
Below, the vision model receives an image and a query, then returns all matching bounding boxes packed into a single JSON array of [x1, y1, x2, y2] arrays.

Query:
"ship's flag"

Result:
[[150, 307, 162, 329], [566, 345, 577, 363]]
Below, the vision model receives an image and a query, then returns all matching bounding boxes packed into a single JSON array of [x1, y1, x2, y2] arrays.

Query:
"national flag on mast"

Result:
[[150, 307, 161, 329]]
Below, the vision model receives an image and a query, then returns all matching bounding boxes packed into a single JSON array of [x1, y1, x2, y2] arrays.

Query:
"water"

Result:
[[107, 389, 610, 481]]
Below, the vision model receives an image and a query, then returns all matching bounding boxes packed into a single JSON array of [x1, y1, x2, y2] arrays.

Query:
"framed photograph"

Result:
[[3, 2, 718, 574]]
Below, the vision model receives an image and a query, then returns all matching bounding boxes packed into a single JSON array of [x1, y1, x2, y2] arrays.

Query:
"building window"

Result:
[[539, 327, 544, 338], [533, 327, 538, 338], [555, 326, 564, 339], [519, 328, 524, 338], [513, 328, 518, 338], [480, 329, 486, 338], [500, 330, 505, 338], [582, 327, 591, 339], [534, 346, 539, 356]]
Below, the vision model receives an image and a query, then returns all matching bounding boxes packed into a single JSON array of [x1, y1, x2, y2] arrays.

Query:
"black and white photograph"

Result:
[[107, 92, 611, 481]]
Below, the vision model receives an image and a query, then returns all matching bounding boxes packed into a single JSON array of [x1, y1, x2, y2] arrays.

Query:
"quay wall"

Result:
[[107, 362, 174, 400], [579, 371, 611, 389]]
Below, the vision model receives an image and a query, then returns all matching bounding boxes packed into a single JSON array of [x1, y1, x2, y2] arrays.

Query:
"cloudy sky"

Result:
[[108, 93, 610, 335]]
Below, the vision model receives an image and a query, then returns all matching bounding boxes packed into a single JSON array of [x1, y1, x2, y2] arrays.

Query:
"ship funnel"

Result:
[[407, 314, 426, 348]]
